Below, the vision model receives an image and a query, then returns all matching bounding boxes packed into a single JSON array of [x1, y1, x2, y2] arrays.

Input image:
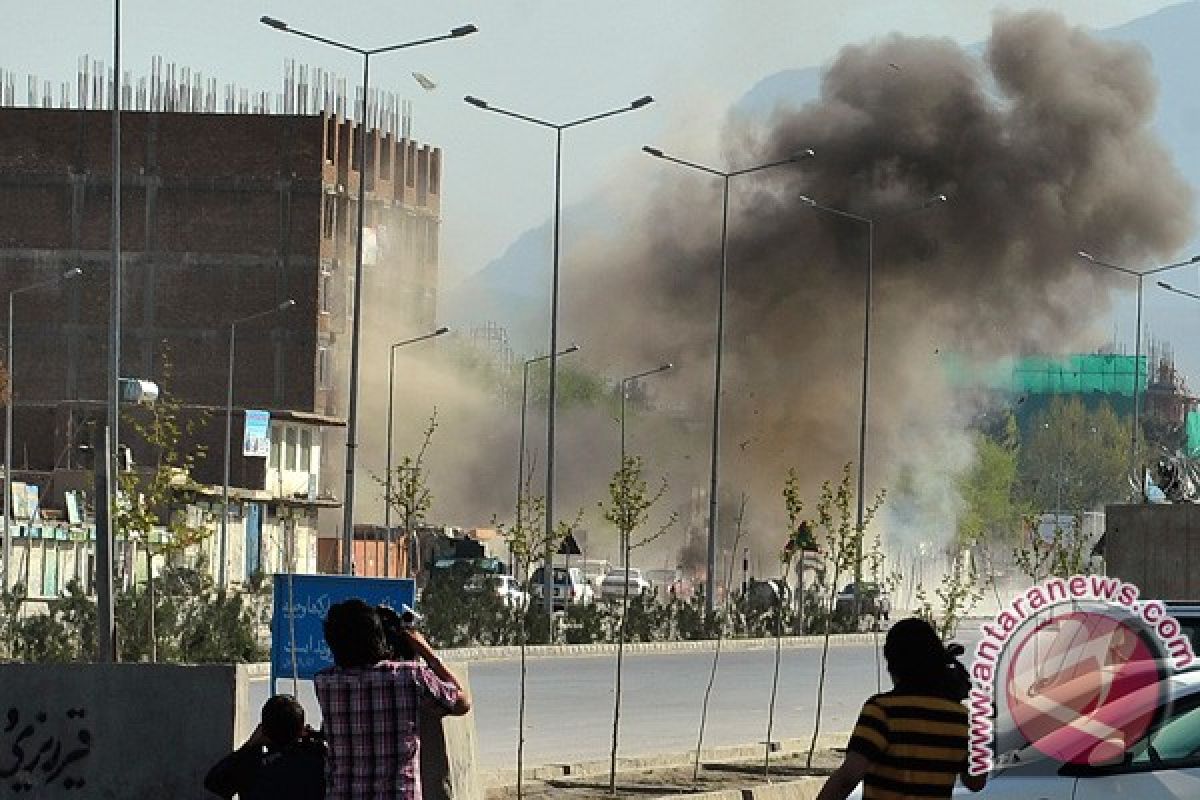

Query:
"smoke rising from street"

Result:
[[558, 11, 1194, 564], [362, 11, 1194, 580]]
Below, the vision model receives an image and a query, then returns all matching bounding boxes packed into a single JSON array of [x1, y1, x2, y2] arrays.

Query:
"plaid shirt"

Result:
[[315, 660, 462, 800]]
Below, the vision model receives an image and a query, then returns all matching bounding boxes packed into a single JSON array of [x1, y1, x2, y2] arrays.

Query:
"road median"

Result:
[[441, 631, 884, 663]]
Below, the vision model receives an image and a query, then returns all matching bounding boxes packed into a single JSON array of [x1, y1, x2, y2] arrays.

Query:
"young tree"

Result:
[[501, 461, 576, 800], [603, 454, 677, 794], [112, 366, 212, 661], [763, 471, 818, 776], [691, 493, 747, 783], [807, 463, 883, 768], [378, 408, 438, 579]]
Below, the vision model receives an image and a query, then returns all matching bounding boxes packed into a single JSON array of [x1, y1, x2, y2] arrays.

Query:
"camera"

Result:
[[377, 604, 419, 661]]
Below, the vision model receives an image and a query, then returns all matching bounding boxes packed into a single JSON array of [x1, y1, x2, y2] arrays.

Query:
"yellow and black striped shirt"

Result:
[[847, 692, 969, 800]]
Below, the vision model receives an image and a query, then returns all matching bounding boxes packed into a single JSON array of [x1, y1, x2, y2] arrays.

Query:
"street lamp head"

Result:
[[434, 326, 450, 335], [63, 267, 83, 279], [260, 15, 288, 30], [1189, 255, 1200, 264], [1077, 251, 1095, 262], [799, 195, 817, 207], [933, 193, 948, 203], [1159, 281, 1175, 291], [564, 344, 581, 354], [792, 149, 816, 161], [277, 299, 296, 311], [631, 96, 654, 109], [660, 362, 674, 372], [642, 145, 664, 158], [451, 24, 478, 37], [464, 95, 489, 109]]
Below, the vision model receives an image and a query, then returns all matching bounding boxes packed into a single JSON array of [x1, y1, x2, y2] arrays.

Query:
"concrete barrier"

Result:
[[0, 660, 481, 800], [0, 662, 254, 799], [420, 662, 481, 800]]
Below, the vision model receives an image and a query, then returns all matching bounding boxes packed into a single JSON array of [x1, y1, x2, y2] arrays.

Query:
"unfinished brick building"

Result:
[[0, 102, 444, 582]]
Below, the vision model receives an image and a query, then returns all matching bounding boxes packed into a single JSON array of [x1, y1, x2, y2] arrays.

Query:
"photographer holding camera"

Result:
[[204, 694, 326, 800], [315, 599, 470, 800]]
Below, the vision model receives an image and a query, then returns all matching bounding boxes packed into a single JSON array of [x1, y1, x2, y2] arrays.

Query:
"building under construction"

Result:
[[0, 58, 444, 590]]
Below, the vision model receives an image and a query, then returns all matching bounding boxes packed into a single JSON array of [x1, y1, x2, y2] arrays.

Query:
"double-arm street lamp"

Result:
[[384, 326, 449, 577], [611, 360, 673, 792], [514, 344, 580, 569], [262, 15, 478, 575], [1077, 251, 1200, 485], [220, 300, 295, 589], [799, 194, 947, 600], [642, 145, 814, 613], [1159, 280, 1200, 303], [3, 267, 83, 592], [466, 94, 653, 621]]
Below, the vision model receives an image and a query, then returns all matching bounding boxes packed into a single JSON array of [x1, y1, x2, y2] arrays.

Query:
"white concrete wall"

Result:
[[0, 663, 253, 799]]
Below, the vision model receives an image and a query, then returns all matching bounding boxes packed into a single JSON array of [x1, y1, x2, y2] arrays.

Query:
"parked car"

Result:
[[834, 581, 891, 620], [600, 567, 651, 602], [928, 669, 1200, 800], [468, 574, 528, 608], [529, 566, 593, 610]]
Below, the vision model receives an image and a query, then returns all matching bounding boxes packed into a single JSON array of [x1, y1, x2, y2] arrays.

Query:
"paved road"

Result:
[[251, 630, 982, 769]]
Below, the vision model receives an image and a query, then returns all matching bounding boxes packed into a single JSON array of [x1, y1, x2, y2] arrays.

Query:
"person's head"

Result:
[[323, 598, 388, 668], [261, 694, 305, 746], [884, 617, 950, 693]]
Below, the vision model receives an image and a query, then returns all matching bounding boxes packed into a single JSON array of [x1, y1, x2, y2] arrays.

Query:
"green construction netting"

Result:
[[1188, 410, 1200, 458], [1011, 354, 1144, 396]]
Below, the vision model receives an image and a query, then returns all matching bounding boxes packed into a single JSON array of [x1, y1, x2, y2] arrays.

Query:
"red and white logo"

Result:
[[1004, 608, 1163, 765]]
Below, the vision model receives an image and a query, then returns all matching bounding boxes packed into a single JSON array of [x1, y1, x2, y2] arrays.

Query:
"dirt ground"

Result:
[[485, 749, 842, 800]]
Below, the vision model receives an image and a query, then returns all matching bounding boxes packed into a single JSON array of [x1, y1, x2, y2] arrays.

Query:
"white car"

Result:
[[600, 567, 651, 602], [529, 566, 594, 610], [469, 574, 528, 608], [938, 669, 1200, 800]]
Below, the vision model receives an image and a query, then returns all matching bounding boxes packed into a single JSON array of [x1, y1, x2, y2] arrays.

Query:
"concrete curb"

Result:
[[440, 633, 884, 663], [245, 632, 884, 677], [673, 777, 824, 800], [480, 733, 849, 788]]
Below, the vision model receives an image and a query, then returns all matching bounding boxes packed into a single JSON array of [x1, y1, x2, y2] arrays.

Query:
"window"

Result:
[[269, 425, 281, 469], [299, 428, 312, 472], [318, 347, 329, 389], [320, 272, 332, 313], [322, 196, 336, 239], [285, 426, 298, 471]]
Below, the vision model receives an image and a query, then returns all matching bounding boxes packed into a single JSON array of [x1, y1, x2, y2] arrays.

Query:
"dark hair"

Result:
[[884, 617, 958, 697], [261, 694, 305, 745], [323, 598, 388, 668]]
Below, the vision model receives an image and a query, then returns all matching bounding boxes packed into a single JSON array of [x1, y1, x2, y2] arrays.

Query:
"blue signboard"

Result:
[[243, 410, 271, 457], [270, 573, 416, 688]]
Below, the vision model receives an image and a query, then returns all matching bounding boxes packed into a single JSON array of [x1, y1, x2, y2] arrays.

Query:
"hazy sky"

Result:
[[1, 1, 1181, 289]]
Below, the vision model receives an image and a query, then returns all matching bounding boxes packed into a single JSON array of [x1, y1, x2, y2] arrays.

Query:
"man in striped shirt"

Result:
[[316, 599, 471, 800], [817, 618, 986, 800]]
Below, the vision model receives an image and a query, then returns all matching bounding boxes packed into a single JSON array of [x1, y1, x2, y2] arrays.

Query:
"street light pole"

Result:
[[1077, 252, 1199, 492], [3, 268, 82, 592], [383, 326, 448, 577], [611, 360, 672, 793], [466, 94, 654, 629], [220, 300, 294, 589], [799, 194, 946, 602], [262, 15, 478, 576], [642, 145, 814, 613], [514, 345, 579, 575]]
